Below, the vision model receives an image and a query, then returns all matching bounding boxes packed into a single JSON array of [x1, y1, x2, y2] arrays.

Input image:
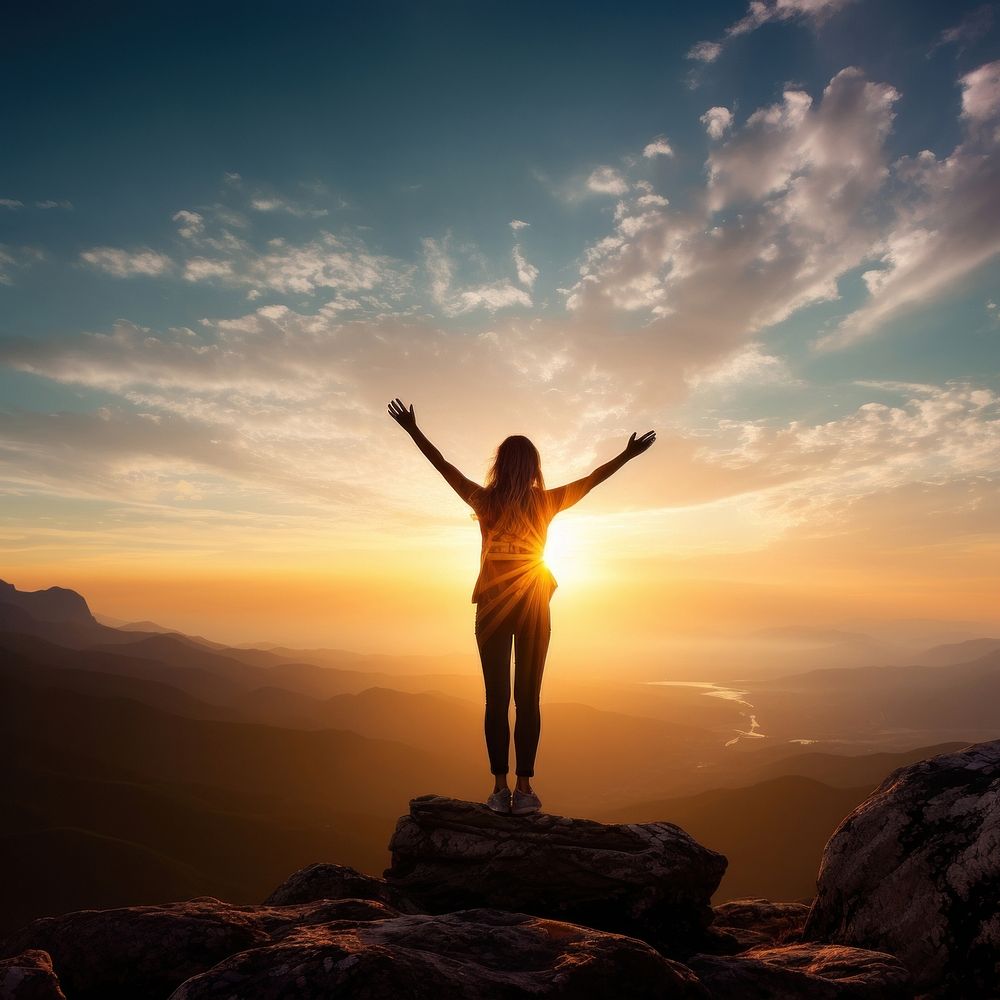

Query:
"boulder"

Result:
[[264, 862, 421, 912], [169, 907, 708, 1000], [0, 897, 396, 1000], [803, 739, 1000, 995], [383, 795, 726, 954], [711, 898, 811, 950], [0, 951, 66, 1000], [688, 943, 910, 999]]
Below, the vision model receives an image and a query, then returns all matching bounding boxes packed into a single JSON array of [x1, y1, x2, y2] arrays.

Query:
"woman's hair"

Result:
[[478, 435, 547, 537]]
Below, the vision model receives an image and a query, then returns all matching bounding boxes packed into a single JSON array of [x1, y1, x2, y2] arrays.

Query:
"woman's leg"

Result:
[[512, 601, 552, 786], [475, 604, 515, 783]]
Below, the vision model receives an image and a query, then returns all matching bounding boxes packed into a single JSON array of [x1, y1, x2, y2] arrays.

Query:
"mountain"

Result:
[[0, 579, 95, 626], [912, 636, 1000, 666]]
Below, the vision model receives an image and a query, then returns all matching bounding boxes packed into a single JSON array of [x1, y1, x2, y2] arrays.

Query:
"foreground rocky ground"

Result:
[[1, 741, 997, 998]]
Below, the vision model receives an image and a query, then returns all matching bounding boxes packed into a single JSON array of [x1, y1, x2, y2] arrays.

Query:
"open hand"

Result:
[[387, 397, 418, 433], [624, 430, 656, 459]]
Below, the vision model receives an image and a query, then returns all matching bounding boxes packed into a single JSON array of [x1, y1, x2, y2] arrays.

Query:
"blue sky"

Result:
[[1, 0, 999, 645]]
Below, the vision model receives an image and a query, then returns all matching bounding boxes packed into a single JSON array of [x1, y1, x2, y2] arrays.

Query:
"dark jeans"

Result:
[[475, 599, 552, 777]]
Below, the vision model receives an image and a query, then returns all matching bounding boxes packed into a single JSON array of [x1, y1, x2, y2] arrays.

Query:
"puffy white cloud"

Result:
[[79, 247, 173, 278], [586, 166, 629, 196], [700, 106, 734, 139], [566, 68, 901, 382], [0, 199, 23, 210], [643, 137, 674, 158], [173, 210, 205, 239], [960, 59, 1000, 122], [509, 219, 530, 231], [183, 258, 235, 282]]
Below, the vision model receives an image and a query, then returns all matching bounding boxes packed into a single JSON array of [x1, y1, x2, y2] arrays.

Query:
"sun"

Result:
[[544, 518, 593, 583]]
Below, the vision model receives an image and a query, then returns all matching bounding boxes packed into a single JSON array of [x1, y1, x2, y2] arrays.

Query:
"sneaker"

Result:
[[511, 788, 541, 815], [486, 789, 511, 813]]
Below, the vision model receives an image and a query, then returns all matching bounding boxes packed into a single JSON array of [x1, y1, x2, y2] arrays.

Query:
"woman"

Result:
[[387, 398, 655, 815]]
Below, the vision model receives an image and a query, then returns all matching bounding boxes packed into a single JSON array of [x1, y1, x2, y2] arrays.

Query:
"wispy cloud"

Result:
[[688, 0, 858, 64], [818, 61, 1000, 349], [929, 4, 994, 57], [250, 195, 329, 218], [423, 236, 531, 314], [0, 245, 44, 285], [79, 247, 173, 278], [512, 245, 539, 289]]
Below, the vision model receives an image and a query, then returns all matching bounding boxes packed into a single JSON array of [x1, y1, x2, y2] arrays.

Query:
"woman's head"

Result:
[[487, 435, 543, 491], [480, 435, 546, 533]]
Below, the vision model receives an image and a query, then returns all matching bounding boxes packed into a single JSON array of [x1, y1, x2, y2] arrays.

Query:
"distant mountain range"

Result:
[[1, 577, 995, 934]]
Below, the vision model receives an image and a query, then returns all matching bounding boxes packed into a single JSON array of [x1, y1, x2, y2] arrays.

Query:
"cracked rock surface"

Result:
[[383, 794, 727, 954], [168, 908, 708, 1000], [803, 739, 1000, 995]]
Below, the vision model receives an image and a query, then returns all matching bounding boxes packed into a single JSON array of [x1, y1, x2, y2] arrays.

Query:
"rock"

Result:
[[688, 943, 910, 999], [0, 951, 66, 1000], [382, 794, 726, 955], [0, 897, 397, 1000], [169, 907, 708, 1000], [264, 862, 422, 912], [711, 898, 811, 950], [803, 739, 1000, 995]]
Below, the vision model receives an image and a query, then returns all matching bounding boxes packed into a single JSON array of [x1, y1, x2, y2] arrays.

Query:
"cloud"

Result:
[[817, 61, 1000, 349], [586, 167, 629, 196], [183, 258, 235, 282], [643, 137, 674, 158], [0, 199, 23, 210], [675, 380, 1000, 546], [35, 200, 73, 210], [930, 5, 994, 56], [423, 237, 531, 314], [688, 0, 857, 65], [80, 247, 173, 278], [565, 68, 901, 383], [250, 195, 329, 218], [687, 41, 722, 63], [0, 246, 44, 286], [685, 342, 800, 389], [174, 229, 403, 298], [173, 210, 205, 239], [512, 245, 539, 288], [510, 220, 530, 231], [960, 59, 1000, 121], [700, 106, 734, 139]]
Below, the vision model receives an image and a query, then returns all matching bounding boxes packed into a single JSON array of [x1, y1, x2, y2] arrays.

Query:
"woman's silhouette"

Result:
[[388, 398, 655, 815]]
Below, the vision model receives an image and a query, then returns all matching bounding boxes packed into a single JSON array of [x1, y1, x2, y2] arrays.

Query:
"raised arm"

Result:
[[548, 430, 656, 514], [387, 398, 482, 507]]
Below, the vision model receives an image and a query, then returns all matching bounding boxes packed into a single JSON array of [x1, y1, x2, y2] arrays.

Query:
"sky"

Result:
[[1, 0, 999, 660]]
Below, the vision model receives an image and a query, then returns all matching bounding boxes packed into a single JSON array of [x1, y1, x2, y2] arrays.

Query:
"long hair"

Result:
[[478, 435, 547, 538]]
